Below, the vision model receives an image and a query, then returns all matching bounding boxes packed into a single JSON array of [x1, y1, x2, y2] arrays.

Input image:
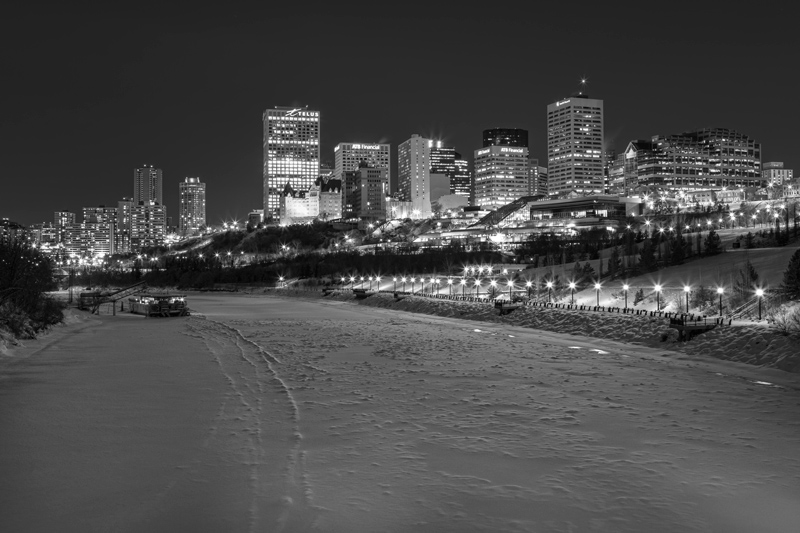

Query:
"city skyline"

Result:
[[2, 4, 798, 226]]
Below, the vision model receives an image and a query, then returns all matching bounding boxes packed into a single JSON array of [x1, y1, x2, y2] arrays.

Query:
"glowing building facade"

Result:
[[547, 95, 604, 198], [179, 177, 206, 236], [398, 134, 431, 218], [473, 145, 530, 211], [263, 106, 320, 218]]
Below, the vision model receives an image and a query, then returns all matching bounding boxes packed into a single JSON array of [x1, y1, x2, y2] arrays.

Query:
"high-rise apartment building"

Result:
[[54, 210, 75, 244], [263, 106, 320, 217], [130, 201, 166, 251], [762, 162, 793, 186], [473, 145, 530, 210], [483, 128, 528, 148], [398, 134, 432, 218], [179, 177, 206, 236], [547, 94, 605, 197], [116, 198, 133, 254], [134, 166, 163, 206]]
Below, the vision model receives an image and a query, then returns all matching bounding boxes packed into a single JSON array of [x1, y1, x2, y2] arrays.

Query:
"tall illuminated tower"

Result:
[[398, 134, 431, 218], [263, 106, 320, 218], [134, 165, 163, 205], [546, 94, 604, 197], [179, 177, 206, 235]]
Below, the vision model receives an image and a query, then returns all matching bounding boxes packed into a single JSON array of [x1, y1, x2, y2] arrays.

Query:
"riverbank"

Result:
[[261, 288, 800, 373]]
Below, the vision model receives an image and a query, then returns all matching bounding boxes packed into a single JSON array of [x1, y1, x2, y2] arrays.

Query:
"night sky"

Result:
[[3, 3, 798, 227]]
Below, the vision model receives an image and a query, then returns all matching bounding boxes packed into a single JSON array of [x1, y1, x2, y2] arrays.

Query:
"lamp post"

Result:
[[474, 278, 480, 297], [402, 277, 407, 293], [526, 280, 532, 298], [490, 279, 497, 299], [508, 279, 513, 300], [594, 282, 601, 306], [756, 288, 764, 320], [622, 283, 629, 310], [569, 281, 576, 305], [717, 287, 724, 316], [393, 277, 397, 291], [546, 281, 553, 303], [375, 276, 381, 291], [279, 275, 285, 288], [447, 278, 453, 296], [683, 285, 691, 313], [350, 276, 355, 290], [411, 277, 415, 294], [360, 276, 365, 289], [461, 278, 466, 297], [368, 276, 373, 290], [654, 284, 662, 310]]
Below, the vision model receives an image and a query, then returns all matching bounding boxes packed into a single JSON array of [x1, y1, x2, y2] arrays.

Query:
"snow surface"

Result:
[[2, 293, 800, 532]]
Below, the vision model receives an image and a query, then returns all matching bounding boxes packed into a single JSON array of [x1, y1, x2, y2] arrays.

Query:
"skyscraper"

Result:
[[179, 177, 206, 236], [546, 94, 604, 197], [134, 166, 163, 205], [334, 143, 391, 184], [263, 106, 320, 218], [473, 145, 530, 210], [398, 134, 431, 218], [453, 154, 471, 202]]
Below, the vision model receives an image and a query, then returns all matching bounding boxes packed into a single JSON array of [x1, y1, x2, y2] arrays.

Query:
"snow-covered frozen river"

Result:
[[2, 293, 799, 532]]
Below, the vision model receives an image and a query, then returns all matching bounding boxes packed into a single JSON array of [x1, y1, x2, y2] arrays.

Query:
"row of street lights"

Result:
[[337, 274, 768, 317]]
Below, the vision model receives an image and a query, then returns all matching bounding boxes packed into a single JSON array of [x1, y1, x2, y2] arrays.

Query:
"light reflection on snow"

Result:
[[473, 329, 482, 332], [753, 381, 773, 386], [569, 346, 581, 349], [590, 349, 609, 354]]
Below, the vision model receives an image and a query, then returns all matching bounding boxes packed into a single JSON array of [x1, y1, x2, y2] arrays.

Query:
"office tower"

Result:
[[623, 129, 762, 192], [179, 177, 206, 236], [263, 106, 320, 218], [54, 210, 75, 244], [353, 166, 389, 221], [527, 158, 540, 196], [762, 162, 793, 186], [398, 134, 431, 218], [473, 145, 530, 210], [116, 198, 133, 254], [130, 201, 166, 251], [547, 94, 604, 197], [334, 142, 391, 184], [538, 166, 548, 196], [483, 128, 528, 148], [453, 153, 471, 201], [134, 166, 163, 205], [429, 141, 457, 183]]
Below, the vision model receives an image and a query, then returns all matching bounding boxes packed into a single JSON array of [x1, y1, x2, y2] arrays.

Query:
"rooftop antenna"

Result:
[[578, 76, 588, 95]]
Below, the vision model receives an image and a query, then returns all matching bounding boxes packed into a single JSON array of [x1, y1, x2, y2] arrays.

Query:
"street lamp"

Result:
[[622, 283, 629, 310], [683, 285, 691, 313], [375, 276, 381, 291], [393, 277, 397, 291], [489, 279, 498, 299], [279, 275, 285, 288], [654, 284, 662, 310], [568, 281, 576, 304], [447, 277, 453, 295], [546, 281, 553, 303], [756, 288, 764, 320], [460, 278, 467, 297], [411, 277, 416, 294], [717, 287, 724, 316], [473, 278, 480, 297], [594, 282, 601, 306], [401, 277, 407, 293], [507, 279, 513, 299]]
